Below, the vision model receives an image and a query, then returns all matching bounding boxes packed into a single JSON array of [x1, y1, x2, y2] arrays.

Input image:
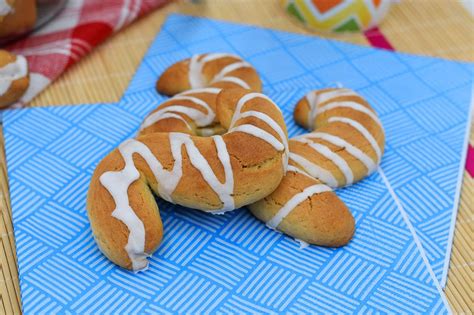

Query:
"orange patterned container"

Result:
[[282, 0, 394, 32]]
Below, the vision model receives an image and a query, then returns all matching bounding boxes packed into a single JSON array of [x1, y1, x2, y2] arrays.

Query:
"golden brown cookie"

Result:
[[291, 88, 385, 187], [249, 167, 355, 247], [156, 53, 262, 96], [0, 0, 14, 23], [140, 88, 225, 137], [0, 0, 37, 38], [87, 88, 288, 271], [0, 49, 29, 108], [249, 88, 385, 247]]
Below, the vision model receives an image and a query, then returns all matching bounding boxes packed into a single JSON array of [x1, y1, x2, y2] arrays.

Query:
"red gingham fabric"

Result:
[[5, 0, 170, 108]]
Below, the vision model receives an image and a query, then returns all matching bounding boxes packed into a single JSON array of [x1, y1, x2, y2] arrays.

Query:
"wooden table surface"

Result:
[[1, 0, 473, 313]]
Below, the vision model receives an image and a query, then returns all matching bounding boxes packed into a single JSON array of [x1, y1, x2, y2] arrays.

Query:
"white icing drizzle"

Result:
[[317, 101, 383, 129], [230, 124, 284, 152], [140, 95, 215, 131], [179, 87, 222, 95], [100, 139, 178, 271], [230, 93, 273, 127], [266, 184, 332, 229], [0, 0, 13, 16], [316, 88, 357, 104], [215, 77, 250, 89], [188, 54, 207, 88], [172, 133, 234, 211], [305, 90, 319, 130], [286, 165, 312, 178], [198, 127, 217, 137], [211, 61, 251, 82], [304, 132, 377, 174], [103, 90, 288, 269], [288, 152, 338, 187], [238, 110, 288, 163], [305, 89, 358, 129], [171, 96, 215, 126], [267, 88, 384, 235], [0, 55, 28, 97], [328, 116, 382, 161], [230, 93, 288, 168], [298, 88, 384, 186], [293, 137, 354, 185], [209, 135, 234, 210], [141, 112, 193, 132], [188, 53, 253, 89], [296, 239, 310, 249], [141, 88, 222, 133], [100, 133, 234, 271]]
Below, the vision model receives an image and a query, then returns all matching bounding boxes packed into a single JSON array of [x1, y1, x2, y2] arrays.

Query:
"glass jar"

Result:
[[0, 0, 67, 45]]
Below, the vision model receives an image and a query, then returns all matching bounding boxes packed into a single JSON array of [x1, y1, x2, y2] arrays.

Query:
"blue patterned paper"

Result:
[[123, 14, 474, 286], [5, 90, 450, 313], [4, 14, 472, 314]]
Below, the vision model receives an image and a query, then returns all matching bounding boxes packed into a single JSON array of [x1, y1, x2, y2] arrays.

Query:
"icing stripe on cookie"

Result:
[[216, 77, 251, 89], [179, 87, 222, 95], [231, 93, 288, 168], [305, 132, 377, 175], [306, 89, 358, 128], [188, 53, 250, 89], [289, 152, 338, 187], [141, 112, 193, 131], [101, 133, 235, 270], [328, 116, 382, 161], [239, 110, 288, 165], [266, 184, 332, 229], [317, 101, 383, 129], [211, 61, 251, 82], [99, 89, 289, 271], [294, 137, 354, 185], [140, 95, 215, 130], [230, 93, 276, 127], [286, 165, 312, 178], [230, 124, 284, 151]]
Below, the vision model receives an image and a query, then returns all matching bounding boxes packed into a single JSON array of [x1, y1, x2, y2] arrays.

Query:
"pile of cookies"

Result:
[[87, 53, 385, 271]]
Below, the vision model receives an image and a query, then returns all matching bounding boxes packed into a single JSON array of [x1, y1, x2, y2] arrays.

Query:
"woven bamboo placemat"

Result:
[[1, 0, 472, 313]]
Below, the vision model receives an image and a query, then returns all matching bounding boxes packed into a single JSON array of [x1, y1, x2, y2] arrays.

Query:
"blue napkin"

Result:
[[5, 93, 449, 313], [124, 14, 474, 286]]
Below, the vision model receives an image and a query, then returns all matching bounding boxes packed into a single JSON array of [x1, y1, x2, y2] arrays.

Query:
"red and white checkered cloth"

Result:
[[5, 0, 170, 108]]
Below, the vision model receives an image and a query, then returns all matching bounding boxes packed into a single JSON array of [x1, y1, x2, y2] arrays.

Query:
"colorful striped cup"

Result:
[[282, 0, 394, 32]]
